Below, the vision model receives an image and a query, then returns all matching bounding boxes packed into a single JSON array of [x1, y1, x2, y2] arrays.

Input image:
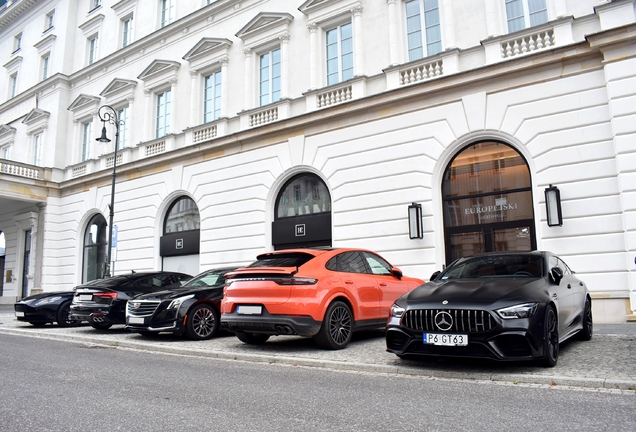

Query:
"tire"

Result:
[[56, 301, 82, 327], [577, 297, 593, 341], [88, 318, 112, 330], [541, 305, 559, 367], [235, 331, 270, 345], [313, 300, 353, 350], [184, 304, 220, 340]]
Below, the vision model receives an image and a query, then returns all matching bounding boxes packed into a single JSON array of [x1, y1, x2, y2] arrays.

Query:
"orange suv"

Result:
[[220, 248, 424, 349]]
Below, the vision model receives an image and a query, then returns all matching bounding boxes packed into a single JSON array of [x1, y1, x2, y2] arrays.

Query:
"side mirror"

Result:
[[549, 267, 563, 284], [430, 271, 441, 281], [392, 268, 403, 280]]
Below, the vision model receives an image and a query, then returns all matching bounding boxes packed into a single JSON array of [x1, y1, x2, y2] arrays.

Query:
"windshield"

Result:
[[440, 255, 544, 279], [183, 271, 226, 288]]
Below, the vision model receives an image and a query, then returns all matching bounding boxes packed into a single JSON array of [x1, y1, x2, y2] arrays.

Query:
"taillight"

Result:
[[93, 292, 118, 299], [274, 277, 318, 286]]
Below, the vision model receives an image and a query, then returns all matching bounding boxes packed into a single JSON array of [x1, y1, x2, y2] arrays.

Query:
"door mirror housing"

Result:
[[430, 271, 441, 281], [549, 267, 563, 284], [391, 268, 403, 280]]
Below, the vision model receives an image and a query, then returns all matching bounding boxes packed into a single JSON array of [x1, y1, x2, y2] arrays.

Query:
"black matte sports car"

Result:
[[386, 251, 593, 367], [14, 291, 83, 327], [70, 271, 192, 330], [125, 267, 236, 340]]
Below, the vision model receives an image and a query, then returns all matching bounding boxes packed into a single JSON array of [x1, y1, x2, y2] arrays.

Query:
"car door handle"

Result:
[[379, 282, 387, 287], [345, 280, 354, 284]]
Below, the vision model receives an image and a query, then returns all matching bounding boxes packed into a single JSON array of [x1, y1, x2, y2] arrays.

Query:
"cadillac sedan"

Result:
[[386, 251, 593, 367]]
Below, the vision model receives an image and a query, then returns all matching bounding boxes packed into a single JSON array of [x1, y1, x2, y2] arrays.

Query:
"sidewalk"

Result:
[[1, 307, 635, 392]]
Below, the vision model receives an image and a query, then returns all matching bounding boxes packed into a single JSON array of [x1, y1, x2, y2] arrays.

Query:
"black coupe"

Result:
[[14, 291, 83, 327], [70, 271, 192, 330], [125, 267, 236, 340], [386, 251, 593, 367]]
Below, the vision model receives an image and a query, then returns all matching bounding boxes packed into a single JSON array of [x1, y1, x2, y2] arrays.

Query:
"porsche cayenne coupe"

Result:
[[14, 291, 83, 327], [125, 267, 236, 340], [221, 248, 424, 350], [386, 251, 593, 367], [70, 271, 192, 330]]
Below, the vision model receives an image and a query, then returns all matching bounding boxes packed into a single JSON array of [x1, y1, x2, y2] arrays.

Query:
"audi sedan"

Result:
[[125, 267, 236, 340], [14, 291, 83, 327], [386, 251, 593, 367], [221, 248, 424, 350], [70, 271, 192, 330]]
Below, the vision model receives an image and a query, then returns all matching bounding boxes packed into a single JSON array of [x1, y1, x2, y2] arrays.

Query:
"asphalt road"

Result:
[[1, 334, 635, 432], [0, 307, 635, 392]]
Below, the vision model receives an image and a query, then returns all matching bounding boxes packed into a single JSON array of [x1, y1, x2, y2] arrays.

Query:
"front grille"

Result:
[[127, 300, 160, 317], [403, 309, 495, 333]]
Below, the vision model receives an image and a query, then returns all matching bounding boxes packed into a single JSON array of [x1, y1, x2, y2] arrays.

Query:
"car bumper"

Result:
[[14, 305, 56, 323], [221, 309, 321, 337], [69, 306, 122, 324], [386, 315, 545, 361]]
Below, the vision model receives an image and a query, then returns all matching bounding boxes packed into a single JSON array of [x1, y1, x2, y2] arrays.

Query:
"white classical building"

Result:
[[0, 0, 635, 323]]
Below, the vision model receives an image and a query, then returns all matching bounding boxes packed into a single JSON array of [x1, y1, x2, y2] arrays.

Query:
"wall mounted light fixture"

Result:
[[408, 202, 423, 239], [544, 184, 563, 227]]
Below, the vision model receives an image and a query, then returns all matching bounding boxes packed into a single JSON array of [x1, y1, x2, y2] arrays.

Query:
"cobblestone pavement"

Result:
[[1, 310, 634, 392]]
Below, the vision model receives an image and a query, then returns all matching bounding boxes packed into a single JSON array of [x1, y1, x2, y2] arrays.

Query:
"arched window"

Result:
[[442, 141, 535, 263], [83, 214, 108, 282], [164, 196, 200, 233], [275, 174, 331, 218]]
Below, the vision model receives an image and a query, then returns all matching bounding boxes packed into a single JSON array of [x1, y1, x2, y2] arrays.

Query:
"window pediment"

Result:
[[100, 78, 137, 98], [137, 59, 180, 81], [183, 38, 232, 62], [67, 94, 101, 118], [0, 125, 17, 145], [111, 0, 136, 16], [79, 13, 105, 36], [34, 34, 56, 54], [236, 12, 294, 41], [299, 0, 342, 15], [300, 0, 360, 24], [22, 108, 51, 125], [3, 55, 22, 72]]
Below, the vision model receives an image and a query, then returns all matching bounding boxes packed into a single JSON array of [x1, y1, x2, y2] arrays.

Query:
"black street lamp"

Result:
[[96, 105, 122, 277]]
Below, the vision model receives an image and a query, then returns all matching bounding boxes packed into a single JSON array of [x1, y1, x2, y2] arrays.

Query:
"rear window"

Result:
[[248, 252, 314, 268], [183, 272, 227, 288], [83, 275, 134, 287]]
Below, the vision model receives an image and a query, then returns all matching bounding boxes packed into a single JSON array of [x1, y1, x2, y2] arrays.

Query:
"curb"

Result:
[[2, 327, 635, 392]]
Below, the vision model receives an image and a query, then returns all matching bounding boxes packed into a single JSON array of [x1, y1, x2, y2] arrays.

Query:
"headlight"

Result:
[[167, 294, 195, 310], [496, 302, 539, 319], [35, 296, 61, 306], [390, 303, 405, 318]]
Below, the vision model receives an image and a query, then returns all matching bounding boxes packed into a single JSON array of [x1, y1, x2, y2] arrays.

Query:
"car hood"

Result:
[[134, 286, 223, 300], [403, 278, 546, 305]]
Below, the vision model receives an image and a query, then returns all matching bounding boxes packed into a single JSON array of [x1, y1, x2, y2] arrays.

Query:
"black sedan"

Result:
[[125, 267, 236, 340], [70, 271, 192, 330], [14, 291, 83, 327], [386, 251, 593, 367]]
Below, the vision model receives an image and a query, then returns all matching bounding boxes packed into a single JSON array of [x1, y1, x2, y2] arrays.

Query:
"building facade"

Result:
[[0, 0, 635, 323]]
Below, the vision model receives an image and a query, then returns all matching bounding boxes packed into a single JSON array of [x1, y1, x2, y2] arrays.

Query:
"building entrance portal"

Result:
[[442, 141, 536, 264]]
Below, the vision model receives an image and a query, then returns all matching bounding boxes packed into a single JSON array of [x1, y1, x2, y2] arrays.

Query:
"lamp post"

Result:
[[95, 105, 122, 277]]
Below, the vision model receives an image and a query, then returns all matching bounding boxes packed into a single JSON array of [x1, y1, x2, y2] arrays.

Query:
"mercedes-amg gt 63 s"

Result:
[[386, 251, 593, 367], [125, 267, 236, 340]]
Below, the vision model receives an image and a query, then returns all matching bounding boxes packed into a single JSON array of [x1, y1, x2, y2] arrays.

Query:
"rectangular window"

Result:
[[41, 54, 50, 80], [13, 33, 22, 53], [326, 22, 353, 86], [122, 16, 133, 48], [45, 10, 55, 31], [9, 73, 18, 98], [91, 0, 101, 11], [156, 90, 171, 138], [88, 35, 99, 65], [405, 0, 442, 61], [116, 106, 129, 150], [506, 0, 548, 33], [203, 71, 222, 123], [259, 48, 281, 106], [82, 121, 92, 162], [161, 0, 174, 28], [33, 132, 42, 166], [2, 146, 10, 160]]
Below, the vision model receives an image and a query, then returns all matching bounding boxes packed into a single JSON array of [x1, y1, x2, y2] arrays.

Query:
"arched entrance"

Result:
[[83, 214, 108, 282], [442, 141, 536, 264], [272, 173, 332, 250], [160, 196, 200, 276]]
